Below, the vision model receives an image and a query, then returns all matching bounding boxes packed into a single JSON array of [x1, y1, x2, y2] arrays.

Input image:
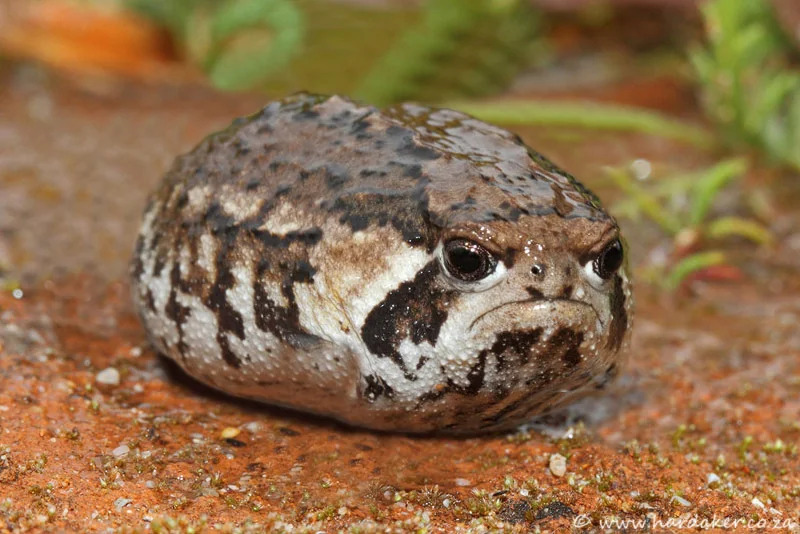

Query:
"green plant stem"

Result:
[[666, 251, 727, 290], [605, 167, 683, 236], [688, 157, 748, 225], [447, 100, 715, 149], [706, 216, 773, 245]]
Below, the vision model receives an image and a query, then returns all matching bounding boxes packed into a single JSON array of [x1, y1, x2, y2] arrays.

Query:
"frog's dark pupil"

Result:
[[594, 239, 623, 279], [444, 239, 494, 282], [451, 247, 481, 274]]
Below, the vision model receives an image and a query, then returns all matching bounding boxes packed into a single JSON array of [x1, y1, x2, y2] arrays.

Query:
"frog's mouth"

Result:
[[468, 297, 601, 332]]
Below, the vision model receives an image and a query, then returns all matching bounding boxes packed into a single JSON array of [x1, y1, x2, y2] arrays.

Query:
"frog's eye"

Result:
[[592, 238, 623, 280], [443, 239, 497, 282]]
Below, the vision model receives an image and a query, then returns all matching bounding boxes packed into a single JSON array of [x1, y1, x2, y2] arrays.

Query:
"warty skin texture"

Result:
[[131, 94, 632, 434]]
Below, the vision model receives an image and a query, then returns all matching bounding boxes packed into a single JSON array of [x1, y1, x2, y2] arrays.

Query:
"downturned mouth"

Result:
[[468, 297, 601, 331]]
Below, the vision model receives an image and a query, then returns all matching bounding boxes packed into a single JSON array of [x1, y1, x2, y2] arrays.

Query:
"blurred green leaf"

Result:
[[450, 100, 714, 148], [204, 0, 304, 90], [666, 251, 727, 290], [688, 157, 747, 225], [356, 0, 542, 105], [706, 216, 774, 245], [606, 166, 683, 236], [129, 0, 304, 90]]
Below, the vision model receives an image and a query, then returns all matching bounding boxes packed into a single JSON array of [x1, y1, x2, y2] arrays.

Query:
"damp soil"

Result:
[[2, 64, 800, 533]]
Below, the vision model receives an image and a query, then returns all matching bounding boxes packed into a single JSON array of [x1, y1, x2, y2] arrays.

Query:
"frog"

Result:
[[130, 93, 632, 434]]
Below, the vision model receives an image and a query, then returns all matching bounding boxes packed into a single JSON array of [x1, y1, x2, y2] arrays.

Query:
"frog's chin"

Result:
[[469, 297, 601, 333]]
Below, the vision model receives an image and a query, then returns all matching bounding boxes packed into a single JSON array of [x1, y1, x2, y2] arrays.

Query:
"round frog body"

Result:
[[131, 94, 632, 433]]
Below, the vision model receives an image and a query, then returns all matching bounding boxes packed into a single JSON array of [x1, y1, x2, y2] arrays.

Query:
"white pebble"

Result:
[[113, 498, 131, 511], [706, 473, 720, 486], [631, 158, 652, 180], [549, 453, 567, 477], [454, 478, 471, 487], [671, 495, 691, 507], [243, 421, 262, 433], [112, 445, 130, 457], [752, 497, 765, 510], [96, 367, 120, 386]]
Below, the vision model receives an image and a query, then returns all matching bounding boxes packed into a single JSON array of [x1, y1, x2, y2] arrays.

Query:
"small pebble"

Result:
[[243, 421, 262, 433], [220, 427, 241, 439], [706, 473, 720, 486], [549, 453, 567, 477], [96, 367, 120, 386], [630, 158, 652, 180], [752, 497, 765, 510], [671, 495, 691, 507], [113, 498, 131, 511], [112, 445, 130, 457], [454, 478, 471, 487]]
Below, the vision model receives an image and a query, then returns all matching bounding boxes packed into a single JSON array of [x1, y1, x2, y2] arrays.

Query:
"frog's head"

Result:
[[353, 104, 634, 431], [439, 201, 627, 365], [410, 187, 632, 430]]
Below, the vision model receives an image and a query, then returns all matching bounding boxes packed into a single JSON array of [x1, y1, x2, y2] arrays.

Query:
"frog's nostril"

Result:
[[530, 264, 546, 277]]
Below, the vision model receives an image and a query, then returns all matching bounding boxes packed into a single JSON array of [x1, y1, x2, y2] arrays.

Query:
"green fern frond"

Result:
[[356, 0, 541, 105]]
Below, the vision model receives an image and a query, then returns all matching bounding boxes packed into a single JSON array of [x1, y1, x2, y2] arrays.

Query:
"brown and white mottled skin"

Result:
[[131, 94, 632, 434]]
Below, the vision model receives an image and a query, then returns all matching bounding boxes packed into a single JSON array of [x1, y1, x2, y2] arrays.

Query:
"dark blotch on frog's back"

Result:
[[383, 125, 441, 162], [327, 182, 435, 249], [252, 259, 319, 350], [528, 147, 601, 204], [164, 262, 192, 362]]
